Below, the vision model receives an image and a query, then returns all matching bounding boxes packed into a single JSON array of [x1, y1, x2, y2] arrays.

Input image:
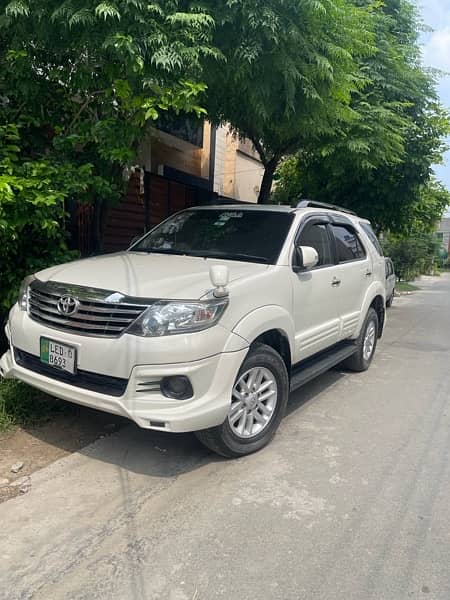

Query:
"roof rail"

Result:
[[296, 199, 356, 216]]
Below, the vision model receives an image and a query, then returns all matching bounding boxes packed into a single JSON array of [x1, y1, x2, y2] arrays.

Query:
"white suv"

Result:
[[0, 201, 386, 457]]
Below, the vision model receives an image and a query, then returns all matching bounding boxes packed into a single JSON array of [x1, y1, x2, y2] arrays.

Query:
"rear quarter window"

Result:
[[360, 222, 384, 256]]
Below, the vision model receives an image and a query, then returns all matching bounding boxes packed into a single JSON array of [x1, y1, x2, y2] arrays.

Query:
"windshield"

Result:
[[130, 209, 294, 264]]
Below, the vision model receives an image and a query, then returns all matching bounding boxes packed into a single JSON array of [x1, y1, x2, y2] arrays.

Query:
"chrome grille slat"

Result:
[[29, 307, 125, 332], [31, 291, 58, 306], [77, 305, 143, 315], [28, 280, 149, 338], [32, 288, 61, 299], [29, 298, 58, 313], [33, 289, 144, 311], [77, 301, 145, 310], [30, 301, 135, 325]]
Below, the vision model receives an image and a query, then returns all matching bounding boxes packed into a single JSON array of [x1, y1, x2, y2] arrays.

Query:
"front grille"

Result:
[[28, 280, 148, 338], [14, 348, 128, 397]]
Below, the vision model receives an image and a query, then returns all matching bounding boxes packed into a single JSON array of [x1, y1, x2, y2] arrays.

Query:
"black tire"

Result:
[[343, 307, 379, 372], [195, 343, 289, 458], [386, 291, 394, 307]]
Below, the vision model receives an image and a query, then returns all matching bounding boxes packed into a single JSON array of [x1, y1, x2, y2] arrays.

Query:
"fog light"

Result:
[[161, 376, 193, 400]]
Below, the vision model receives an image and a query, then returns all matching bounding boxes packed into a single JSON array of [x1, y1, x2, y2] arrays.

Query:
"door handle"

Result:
[[364, 270, 372, 277], [331, 277, 341, 287]]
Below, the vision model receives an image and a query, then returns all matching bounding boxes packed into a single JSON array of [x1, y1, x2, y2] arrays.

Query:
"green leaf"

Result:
[[95, 2, 120, 20], [5, 0, 29, 17]]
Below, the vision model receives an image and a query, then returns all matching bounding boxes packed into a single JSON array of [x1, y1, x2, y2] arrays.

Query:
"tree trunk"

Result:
[[258, 157, 279, 204]]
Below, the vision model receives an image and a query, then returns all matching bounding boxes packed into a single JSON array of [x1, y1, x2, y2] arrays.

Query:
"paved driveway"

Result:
[[1, 275, 450, 600]]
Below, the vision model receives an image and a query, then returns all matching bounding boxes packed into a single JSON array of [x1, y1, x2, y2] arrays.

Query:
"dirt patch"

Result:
[[0, 406, 127, 502]]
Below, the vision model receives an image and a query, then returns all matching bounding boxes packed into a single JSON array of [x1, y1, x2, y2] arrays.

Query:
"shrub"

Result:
[[0, 125, 85, 313], [0, 379, 73, 431], [383, 232, 441, 281]]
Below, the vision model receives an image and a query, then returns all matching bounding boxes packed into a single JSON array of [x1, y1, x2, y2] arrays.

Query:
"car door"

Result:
[[291, 217, 341, 362], [328, 221, 372, 340]]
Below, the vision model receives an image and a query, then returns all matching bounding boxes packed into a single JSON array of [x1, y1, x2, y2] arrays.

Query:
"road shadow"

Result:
[[16, 366, 348, 483], [286, 367, 345, 418]]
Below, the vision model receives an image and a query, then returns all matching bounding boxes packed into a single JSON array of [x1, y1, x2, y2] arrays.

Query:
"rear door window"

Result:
[[331, 224, 366, 263]]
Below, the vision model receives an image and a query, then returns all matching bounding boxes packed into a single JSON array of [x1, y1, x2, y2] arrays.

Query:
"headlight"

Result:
[[17, 275, 36, 311], [127, 299, 228, 337]]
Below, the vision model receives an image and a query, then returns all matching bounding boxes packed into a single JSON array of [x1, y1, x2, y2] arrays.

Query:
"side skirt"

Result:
[[290, 342, 356, 393]]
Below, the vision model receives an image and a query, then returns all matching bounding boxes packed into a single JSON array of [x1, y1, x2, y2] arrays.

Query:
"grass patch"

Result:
[[396, 281, 420, 292], [0, 379, 73, 432]]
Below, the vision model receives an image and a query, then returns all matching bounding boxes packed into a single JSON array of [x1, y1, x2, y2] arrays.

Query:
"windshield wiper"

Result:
[[131, 247, 186, 255], [131, 248, 269, 263], [190, 251, 269, 264]]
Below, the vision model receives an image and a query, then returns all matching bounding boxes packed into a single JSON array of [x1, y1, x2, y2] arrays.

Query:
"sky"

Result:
[[419, 0, 450, 193]]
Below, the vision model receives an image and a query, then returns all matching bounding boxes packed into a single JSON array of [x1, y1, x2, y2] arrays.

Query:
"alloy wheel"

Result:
[[228, 367, 278, 439]]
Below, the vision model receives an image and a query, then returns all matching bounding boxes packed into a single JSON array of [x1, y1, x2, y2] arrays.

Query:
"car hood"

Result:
[[36, 252, 270, 300]]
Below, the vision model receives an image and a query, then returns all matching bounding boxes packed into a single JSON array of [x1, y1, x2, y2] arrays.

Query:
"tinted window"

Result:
[[331, 225, 366, 262], [131, 209, 294, 264], [385, 259, 394, 277], [360, 222, 383, 256], [297, 223, 333, 267]]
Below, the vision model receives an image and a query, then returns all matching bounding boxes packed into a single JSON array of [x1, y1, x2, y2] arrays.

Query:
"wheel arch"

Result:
[[231, 306, 295, 373], [353, 283, 386, 340], [251, 329, 292, 375], [370, 294, 385, 338]]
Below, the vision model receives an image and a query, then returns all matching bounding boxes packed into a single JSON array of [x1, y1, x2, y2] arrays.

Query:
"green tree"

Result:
[[273, 0, 450, 233], [1, 0, 216, 189], [204, 0, 374, 203], [0, 0, 217, 311], [406, 180, 450, 235]]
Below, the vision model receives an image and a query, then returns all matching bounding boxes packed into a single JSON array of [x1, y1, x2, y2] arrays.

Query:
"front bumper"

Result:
[[1, 308, 249, 432], [0, 347, 247, 432]]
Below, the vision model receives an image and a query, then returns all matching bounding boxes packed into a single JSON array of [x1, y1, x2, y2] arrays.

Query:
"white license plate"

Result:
[[40, 338, 76, 374]]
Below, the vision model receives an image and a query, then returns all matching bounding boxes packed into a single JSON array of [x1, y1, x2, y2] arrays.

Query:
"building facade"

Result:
[[137, 121, 265, 204], [437, 217, 450, 253]]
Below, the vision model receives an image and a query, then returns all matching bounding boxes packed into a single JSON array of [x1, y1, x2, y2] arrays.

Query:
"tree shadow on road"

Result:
[[14, 365, 348, 484], [286, 368, 345, 418], [74, 366, 348, 479]]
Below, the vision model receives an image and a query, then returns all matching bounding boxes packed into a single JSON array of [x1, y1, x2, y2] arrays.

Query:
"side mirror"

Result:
[[209, 264, 230, 298], [294, 245, 319, 272]]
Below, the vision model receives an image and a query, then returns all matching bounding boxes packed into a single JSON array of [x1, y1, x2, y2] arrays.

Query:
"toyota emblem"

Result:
[[57, 295, 79, 316]]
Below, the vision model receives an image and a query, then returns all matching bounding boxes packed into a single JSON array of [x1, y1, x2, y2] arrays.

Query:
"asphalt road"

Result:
[[1, 275, 450, 600]]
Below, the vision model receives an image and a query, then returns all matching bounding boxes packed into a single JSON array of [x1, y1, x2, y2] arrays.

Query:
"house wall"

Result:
[[137, 122, 265, 203], [234, 152, 265, 203], [223, 128, 238, 198], [212, 126, 264, 203], [140, 124, 211, 180], [213, 126, 227, 196], [437, 217, 450, 253]]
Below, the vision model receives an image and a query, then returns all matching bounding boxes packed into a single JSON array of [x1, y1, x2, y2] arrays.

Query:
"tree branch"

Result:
[[251, 138, 268, 166], [67, 91, 105, 132]]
